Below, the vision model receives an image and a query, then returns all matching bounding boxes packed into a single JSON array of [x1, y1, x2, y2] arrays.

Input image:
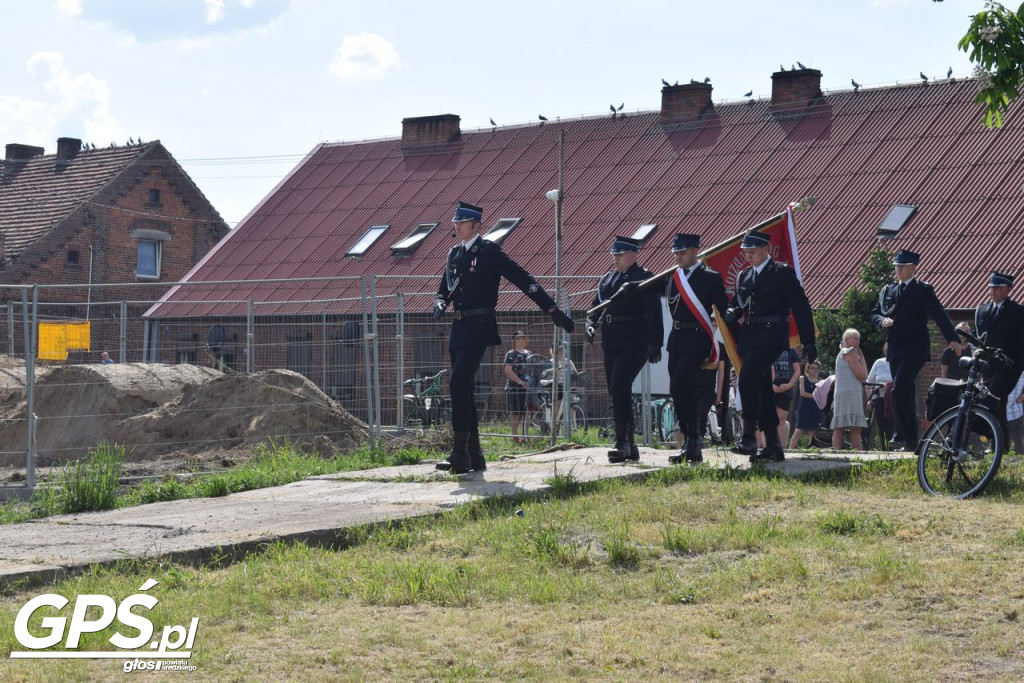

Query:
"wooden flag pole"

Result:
[[585, 196, 816, 318]]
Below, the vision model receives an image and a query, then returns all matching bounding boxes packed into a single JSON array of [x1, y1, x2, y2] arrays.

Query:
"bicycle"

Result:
[[861, 382, 891, 451], [401, 369, 449, 429], [917, 332, 1011, 498], [528, 367, 588, 437]]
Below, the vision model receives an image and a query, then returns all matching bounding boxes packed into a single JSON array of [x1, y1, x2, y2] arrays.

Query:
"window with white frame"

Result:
[[137, 240, 161, 278]]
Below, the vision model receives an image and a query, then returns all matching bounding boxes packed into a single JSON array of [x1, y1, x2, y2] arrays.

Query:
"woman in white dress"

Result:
[[831, 328, 868, 450]]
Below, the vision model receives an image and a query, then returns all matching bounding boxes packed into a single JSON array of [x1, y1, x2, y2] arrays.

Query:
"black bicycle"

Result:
[[916, 333, 1012, 498]]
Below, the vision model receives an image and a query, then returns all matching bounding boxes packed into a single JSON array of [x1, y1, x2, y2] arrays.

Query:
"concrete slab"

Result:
[[0, 445, 910, 588]]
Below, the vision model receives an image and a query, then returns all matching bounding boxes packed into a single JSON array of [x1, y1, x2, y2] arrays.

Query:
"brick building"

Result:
[[0, 137, 230, 361], [146, 67, 1024, 425]]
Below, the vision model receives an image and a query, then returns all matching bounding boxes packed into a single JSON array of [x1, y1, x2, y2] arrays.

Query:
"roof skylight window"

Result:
[[483, 218, 522, 245], [876, 205, 916, 238], [391, 222, 438, 256], [631, 223, 658, 243], [345, 224, 389, 257]]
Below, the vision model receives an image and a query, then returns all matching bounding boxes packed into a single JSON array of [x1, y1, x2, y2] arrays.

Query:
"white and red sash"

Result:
[[672, 267, 719, 364]]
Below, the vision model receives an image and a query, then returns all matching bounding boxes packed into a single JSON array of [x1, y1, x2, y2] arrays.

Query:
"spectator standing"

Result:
[[503, 331, 531, 443], [788, 360, 822, 449], [831, 329, 868, 450]]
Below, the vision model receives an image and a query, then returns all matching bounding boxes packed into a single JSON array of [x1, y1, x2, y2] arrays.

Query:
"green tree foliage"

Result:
[[937, 0, 1024, 128], [813, 248, 894, 372]]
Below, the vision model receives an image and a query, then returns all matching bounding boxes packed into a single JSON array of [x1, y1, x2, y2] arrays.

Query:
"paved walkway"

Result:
[[0, 445, 907, 588]]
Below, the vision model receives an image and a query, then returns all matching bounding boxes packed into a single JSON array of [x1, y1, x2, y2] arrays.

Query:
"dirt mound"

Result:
[[0, 364, 365, 468], [115, 369, 365, 457]]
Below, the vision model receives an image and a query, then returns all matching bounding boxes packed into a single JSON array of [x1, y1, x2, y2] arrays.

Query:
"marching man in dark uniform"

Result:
[[584, 236, 663, 463], [871, 249, 960, 450], [434, 202, 575, 474], [974, 271, 1024, 436], [659, 233, 729, 464], [724, 230, 817, 462]]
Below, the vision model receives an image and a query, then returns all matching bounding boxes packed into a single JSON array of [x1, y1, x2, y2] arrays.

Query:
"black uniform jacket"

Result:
[[725, 259, 815, 352], [657, 263, 729, 356], [975, 298, 1024, 370], [437, 237, 555, 350], [871, 278, 957, 362], [585, 263, 664, 353]]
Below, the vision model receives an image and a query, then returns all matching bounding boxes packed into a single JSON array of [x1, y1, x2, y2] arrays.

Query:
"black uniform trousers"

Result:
[[984, 363, 1016, 437], [738, 346, 783, 444], [668, 350, 716, 437], [603, 348, 648, 425], [449, 345, 488, 433], [889, 356, 926, 445]]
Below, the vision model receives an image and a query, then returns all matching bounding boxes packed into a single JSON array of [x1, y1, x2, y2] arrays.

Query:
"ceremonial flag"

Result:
[[700, 203, 807, 370]]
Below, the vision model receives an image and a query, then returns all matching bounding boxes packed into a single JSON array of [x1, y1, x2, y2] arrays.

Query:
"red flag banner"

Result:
[[701, 206, 806, 371]]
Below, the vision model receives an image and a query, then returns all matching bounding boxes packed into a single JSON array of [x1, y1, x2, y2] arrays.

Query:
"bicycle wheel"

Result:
[[660, 400, 677, 443], [529, 407, 550, 436], [402, 398, 429, 429], [917, 406, 1003, 499], [570, 405, 585, 433]]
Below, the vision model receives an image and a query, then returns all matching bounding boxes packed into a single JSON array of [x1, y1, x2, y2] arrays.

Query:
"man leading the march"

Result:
[[434, 201, 575, 474], [724, 229, 817, 462]]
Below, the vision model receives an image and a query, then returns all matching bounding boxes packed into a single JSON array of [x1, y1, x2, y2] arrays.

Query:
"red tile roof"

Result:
[[0, 143, 154, 260], [149, 78, 1024, 317]]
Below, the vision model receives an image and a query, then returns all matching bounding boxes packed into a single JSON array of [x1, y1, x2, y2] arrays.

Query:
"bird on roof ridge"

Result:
[[920, 71, 928, 83], [947, 66, 953, 79], [489, 117, 496, 127], [538, 114, 548, 124], [661, 78, 670, 87], [704, 76, 710, 84], [743, 89, 753, 97], [851, 78, 861, 92], [797, 61, 806, 69]]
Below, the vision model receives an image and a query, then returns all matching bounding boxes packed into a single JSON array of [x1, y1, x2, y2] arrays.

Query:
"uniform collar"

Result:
[[462, 234, 480, 250], [898, 276, 915, 286], [753, 258, 772, 276]]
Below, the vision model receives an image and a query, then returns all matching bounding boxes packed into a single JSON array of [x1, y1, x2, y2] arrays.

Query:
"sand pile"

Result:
[[0, 362, 365, 467]]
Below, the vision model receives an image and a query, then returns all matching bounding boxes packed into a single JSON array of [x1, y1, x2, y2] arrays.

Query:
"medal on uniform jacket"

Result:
[[470, 257, 477, 273]]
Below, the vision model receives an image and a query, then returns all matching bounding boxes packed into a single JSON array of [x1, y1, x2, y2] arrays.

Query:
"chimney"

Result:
[[771, 68, 823, 114], [401, 114, 461, 147], [660, 82, 713, 122], [5, 144, 45, 162], [56, 137, 82, 163]]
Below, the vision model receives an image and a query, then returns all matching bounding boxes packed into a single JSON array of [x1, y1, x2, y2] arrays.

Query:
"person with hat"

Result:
[[434, 201, 575, 474], [871, 248, 960, 450], [655, 233, 729, 464], [974, 271, 1024, 436], [723, 229, 817, 462], [584, 236, 664, 462]]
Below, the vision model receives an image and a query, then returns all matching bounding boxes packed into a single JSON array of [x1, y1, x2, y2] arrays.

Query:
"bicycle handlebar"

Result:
[[402, 369, 448, 386]]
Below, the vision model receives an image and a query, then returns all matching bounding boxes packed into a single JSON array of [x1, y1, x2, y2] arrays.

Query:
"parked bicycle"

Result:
[[529, 368, 588, 437], [401, 369, 449, 429], [917, 332, 1011, 498]]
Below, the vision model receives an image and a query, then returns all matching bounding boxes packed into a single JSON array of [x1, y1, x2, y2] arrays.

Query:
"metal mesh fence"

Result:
[[0, 275, 666, 496]]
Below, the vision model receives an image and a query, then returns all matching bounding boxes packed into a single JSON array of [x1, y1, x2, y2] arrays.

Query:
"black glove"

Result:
[[647, 346, 662, 364], [585, 325, 596, 344], [615, 281, 636, 297], [432, 298, 446, 321], [722, 307, 738, 326], [803, 342, 818, 364], [550, 308, 575, 333]]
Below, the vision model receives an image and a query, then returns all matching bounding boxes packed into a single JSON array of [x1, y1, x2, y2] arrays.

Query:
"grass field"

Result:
[[2, 454, 1024, 681]]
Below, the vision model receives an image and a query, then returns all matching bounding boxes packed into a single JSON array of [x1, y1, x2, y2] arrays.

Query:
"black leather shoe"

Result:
[[668, 451, 685, 465], [436, 431, 472, 474], [467, 431, 486, 472], [751, 443, 785, 463], [608, 421, 631, 463], [626, 421, 640, 461], [685, 435, 703, 462], [731, 436, 758, 456]]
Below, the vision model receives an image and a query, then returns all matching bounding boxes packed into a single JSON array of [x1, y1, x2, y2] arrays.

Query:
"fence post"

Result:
[[7, 302, 13, 357], [119, 300, 127, 363], [360, 275, 375, 449], [23, 286, 37, 489], [320, 308, 328, 391], [641, 362, 652, 446], [246, 299, 254, 374], [396, 291, 405, 435], [370, 275, 382, 440]]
